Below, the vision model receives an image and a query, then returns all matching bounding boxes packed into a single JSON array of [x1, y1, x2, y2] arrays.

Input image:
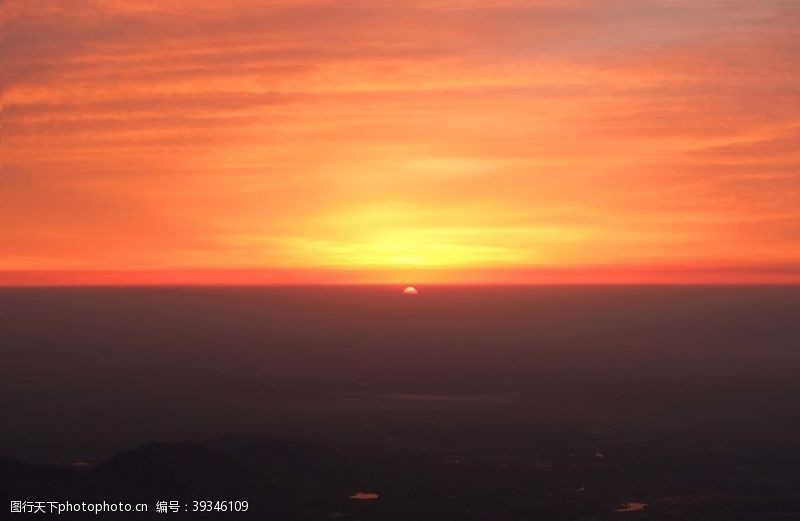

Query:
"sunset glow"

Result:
[[3, 1, 799, 284]]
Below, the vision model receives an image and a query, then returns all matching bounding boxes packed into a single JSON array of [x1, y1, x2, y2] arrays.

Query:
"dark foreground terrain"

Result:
[[1, 286, 799, 519]]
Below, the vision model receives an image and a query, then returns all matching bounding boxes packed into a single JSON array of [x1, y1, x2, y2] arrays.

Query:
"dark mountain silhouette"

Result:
[[3, 431, 800, 520]]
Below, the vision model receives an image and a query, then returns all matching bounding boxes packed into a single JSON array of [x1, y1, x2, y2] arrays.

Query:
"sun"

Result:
[[402, 286, 419, 296]]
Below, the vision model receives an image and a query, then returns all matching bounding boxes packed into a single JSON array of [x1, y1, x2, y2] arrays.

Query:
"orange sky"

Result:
[[2, 0, 800, 284]]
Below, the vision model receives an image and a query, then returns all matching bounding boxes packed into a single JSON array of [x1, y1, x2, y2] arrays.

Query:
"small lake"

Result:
[[349, 492, 379, 500], [615, 502, 647, 512]]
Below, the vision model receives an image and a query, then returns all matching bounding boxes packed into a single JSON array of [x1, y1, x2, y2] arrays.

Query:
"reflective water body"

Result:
[[615, 502, 647, 512], [350, 492, 379, 500]]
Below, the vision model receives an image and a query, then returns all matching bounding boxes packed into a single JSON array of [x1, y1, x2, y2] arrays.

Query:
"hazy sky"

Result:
[[2, 0, 799, 283]]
